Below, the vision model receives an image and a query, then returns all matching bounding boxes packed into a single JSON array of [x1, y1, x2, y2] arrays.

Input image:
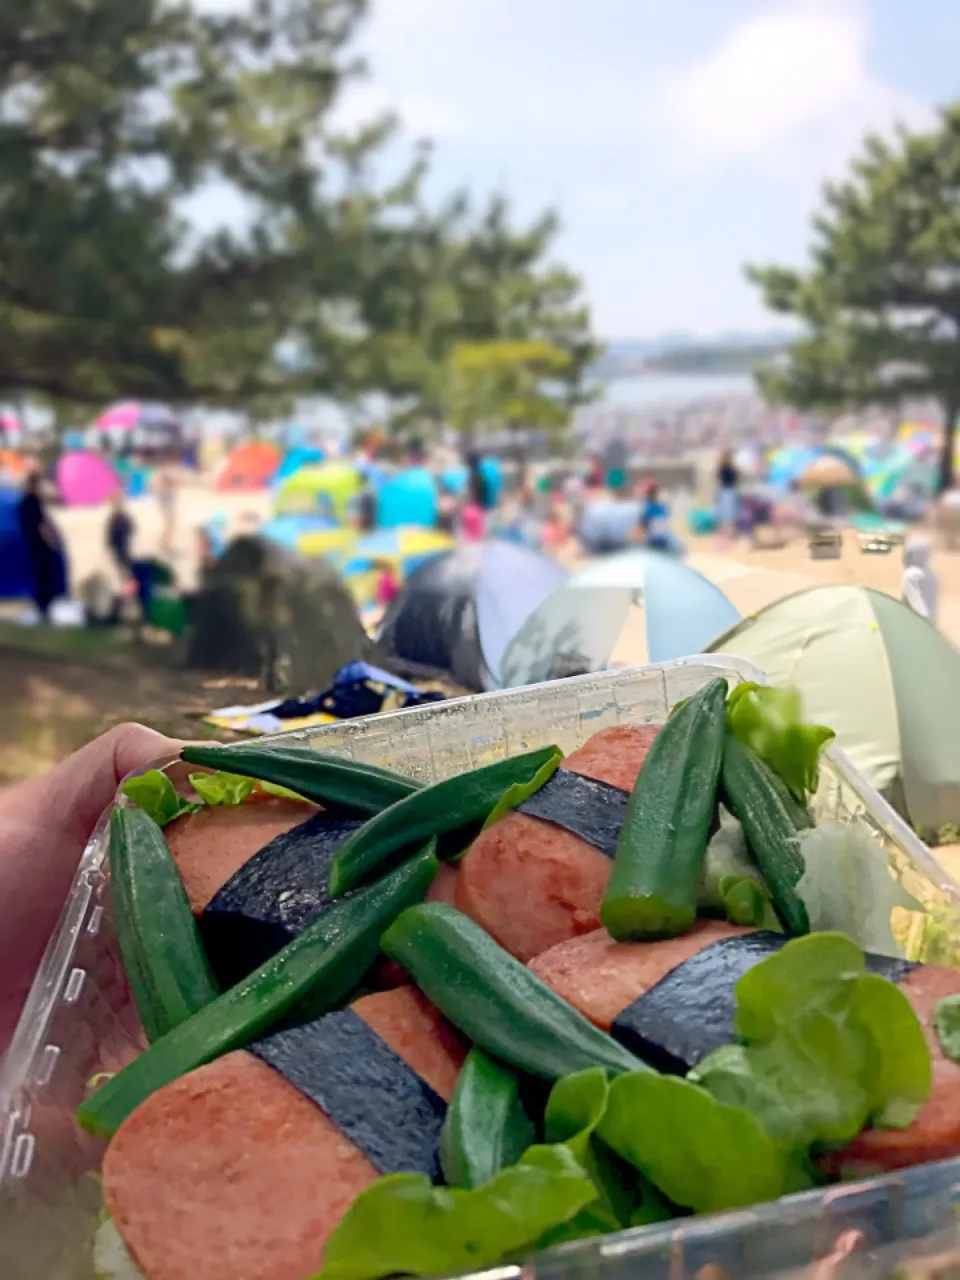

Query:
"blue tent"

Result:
[[376, 467, 438, 529], [500, 549, 739, 687], [0, 488, 69, 601], [376, 540, 568, 690]]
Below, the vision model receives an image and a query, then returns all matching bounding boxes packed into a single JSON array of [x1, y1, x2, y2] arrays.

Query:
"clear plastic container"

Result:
[[4, 655, 960, 1280]]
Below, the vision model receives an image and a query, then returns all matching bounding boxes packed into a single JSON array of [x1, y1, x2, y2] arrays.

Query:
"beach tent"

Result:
[[274, 462, 363, 521], [56, 451, 120, 506], [339, 528, 454, 607], [0, 450, 30, 483], [376, 541, 567, 691], [707, 585, 960, 834], [500, 549, 739, 688], [273, 446, 325, 487], [257, 513, 339, 552], [215, 442, 282, 491], [577, 498, 642, 554], [376, 467, 438, 529], [0, 488, 69, 600]]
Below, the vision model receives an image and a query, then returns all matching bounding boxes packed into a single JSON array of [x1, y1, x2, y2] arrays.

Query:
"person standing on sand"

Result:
[[17, 471, 60, 621], [105, 491, 135, 578], [155, 463, 178, 556], [714, 448, 740, 545]]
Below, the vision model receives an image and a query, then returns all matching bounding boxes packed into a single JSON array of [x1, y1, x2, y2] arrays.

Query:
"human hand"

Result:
[[0, 723, 180, 1052]]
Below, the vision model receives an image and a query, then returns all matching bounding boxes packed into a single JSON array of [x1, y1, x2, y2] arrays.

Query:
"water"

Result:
[[598, 372, 756, 408]]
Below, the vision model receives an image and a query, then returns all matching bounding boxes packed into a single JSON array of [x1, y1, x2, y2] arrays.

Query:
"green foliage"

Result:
[[0, 0, 598, 420], [748, 106, 960, 489]]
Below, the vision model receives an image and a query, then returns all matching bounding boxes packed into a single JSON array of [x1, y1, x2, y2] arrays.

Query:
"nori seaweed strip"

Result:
[[612, 931, 917, 1075], [249, 1009, 447, 1178], [200, 813, 362, 989], [515, 769, 630, 857]]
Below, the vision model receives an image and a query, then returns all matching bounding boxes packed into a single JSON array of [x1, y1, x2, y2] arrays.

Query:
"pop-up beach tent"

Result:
[[56, 451, 120, 507], [708, 584, 960, 834], [375, 540, 567, 691], [500, 550, 739, 688]]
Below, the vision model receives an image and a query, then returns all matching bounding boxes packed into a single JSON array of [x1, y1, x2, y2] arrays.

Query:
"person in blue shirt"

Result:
[[636, 483, 685, 555]]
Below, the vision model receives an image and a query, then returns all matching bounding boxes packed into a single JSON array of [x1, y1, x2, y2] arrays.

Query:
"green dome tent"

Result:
[[708, 585, 960, 836]]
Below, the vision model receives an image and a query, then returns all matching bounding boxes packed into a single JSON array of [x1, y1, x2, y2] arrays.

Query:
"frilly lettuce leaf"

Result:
[[93, 1216, 144, 1280], [120, 770, 200, 828], [317, 1144, 597, 1280], [187, 770, 256, 806], [726, 682, 835, 799], [795, 822, 922, 955], [692, 933, 930, 1150], [596, 1072, 788, 1214]]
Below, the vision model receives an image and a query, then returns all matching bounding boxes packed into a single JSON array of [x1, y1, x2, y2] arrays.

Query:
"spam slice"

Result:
[[165, 794, 318, 913], [456, 725, 659, 961], [534, 925, 960, 1174], [529, 919, 750, 1031], [103, 987, 467, 1280]]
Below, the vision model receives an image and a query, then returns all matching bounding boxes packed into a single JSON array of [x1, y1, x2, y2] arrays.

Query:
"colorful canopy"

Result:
[[215, 442, 282, 491], [708, 585, 960, 833], [274, 462, 363, 520], [56, 451, 120, 507], [500, 549, 739, 687]]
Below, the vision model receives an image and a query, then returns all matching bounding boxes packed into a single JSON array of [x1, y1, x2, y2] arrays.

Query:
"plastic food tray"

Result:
[[5, 655, 960, 1280]]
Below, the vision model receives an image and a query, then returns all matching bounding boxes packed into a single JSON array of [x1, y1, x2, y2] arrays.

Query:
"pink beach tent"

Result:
[[56, 450, 121, 507]]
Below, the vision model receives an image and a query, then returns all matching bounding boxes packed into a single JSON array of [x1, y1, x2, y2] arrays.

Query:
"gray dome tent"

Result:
[[186, 535, 366, 694]]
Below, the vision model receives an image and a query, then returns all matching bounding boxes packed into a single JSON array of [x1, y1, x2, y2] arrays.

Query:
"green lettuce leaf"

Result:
[[933, 994, 960, 1064], [188, 771, 255, 806], [795, 822, 922, 956], [120, 770, 200, 827], [317, 1144, 597, 1280], [692, 933, 931, 1149], [481, 747, 563, 832], [726, 682, 835, 799], [543, 1069, 675, 1234], [596, 1072, 789, 1214], [257, 780, 310, 802]]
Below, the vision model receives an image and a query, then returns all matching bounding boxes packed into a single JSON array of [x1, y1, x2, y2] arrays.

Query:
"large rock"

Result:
[[186, 536, 366, 693]]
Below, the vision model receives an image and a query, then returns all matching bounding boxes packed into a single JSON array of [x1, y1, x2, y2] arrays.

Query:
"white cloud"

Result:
[[661, 0, 931, 175]]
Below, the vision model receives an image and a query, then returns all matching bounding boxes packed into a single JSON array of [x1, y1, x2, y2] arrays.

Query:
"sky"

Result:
[[326, 0, 960, 339]]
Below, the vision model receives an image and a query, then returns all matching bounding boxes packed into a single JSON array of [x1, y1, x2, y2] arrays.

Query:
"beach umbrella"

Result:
[[215, 441, 283, 491], [56, 451, 120, 506], [376, 467, 438, 529], [708, 585, 960, 833], [499, 549, 739, 688], [273, 461, 363, 520], [376, 541, 568, 691], [765, 445, 821, 490]]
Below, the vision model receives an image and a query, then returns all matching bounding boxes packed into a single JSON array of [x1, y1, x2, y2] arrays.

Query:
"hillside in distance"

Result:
[[596, 331, 792, 378]]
